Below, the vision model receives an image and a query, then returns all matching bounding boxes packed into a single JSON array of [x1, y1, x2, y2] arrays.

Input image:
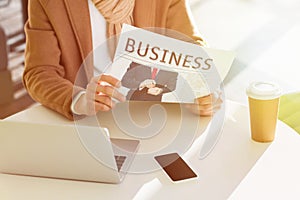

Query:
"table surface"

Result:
[[1, 100, 300, 200]]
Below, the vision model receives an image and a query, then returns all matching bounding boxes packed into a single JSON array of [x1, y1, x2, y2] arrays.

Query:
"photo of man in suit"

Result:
[[121, 62, 178, 101]]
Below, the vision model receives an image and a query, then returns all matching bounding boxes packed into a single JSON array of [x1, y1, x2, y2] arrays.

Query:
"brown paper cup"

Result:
[[246, 82, 281, 143]]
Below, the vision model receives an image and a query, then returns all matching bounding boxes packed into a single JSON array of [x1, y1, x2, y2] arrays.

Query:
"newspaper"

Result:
[[107, 24, 235, 103]]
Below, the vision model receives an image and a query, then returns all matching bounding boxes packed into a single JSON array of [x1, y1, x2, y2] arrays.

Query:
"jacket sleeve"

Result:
[[23, 0, 82, 120], [166, 0, 207, 46]]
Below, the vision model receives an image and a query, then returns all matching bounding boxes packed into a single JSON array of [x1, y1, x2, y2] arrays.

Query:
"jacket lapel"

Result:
[[64, 0, 93, 79]]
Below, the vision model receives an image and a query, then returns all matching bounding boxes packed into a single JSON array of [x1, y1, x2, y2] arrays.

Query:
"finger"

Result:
[[92, 74, 121, 88], [86, 82, 98, 100], [199, 99, 222, 112], [198, 103, 214, 111], [94, 85, 126, 102], [186, 103, 218, 116], [200, 102, 222, 116], [197, 92, 223, 106], [186, 105, 213, 116], [86, 83, 125, 102], [94, 95, 116, 108], [195, 94, 214, 105], [200, 110, 213, 116], [84, 98, 112, 115], [94, 101, 111, 112]]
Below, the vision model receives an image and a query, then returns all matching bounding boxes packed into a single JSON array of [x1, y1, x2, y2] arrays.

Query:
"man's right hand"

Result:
[[73, 74, 126, 116]]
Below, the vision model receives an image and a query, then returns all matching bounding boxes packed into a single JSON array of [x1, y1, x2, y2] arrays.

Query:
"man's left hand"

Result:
[[186, 93, 223, 116]]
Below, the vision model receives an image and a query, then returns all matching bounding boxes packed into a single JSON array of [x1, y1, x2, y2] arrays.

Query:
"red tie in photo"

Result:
[[151, 68, 158, 79]]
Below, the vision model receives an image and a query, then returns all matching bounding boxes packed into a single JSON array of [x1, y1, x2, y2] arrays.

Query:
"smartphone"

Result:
[[154, 153, 197, 182]]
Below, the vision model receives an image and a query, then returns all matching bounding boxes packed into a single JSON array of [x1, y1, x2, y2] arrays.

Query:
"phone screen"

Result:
[[154, 153, 197, 182]]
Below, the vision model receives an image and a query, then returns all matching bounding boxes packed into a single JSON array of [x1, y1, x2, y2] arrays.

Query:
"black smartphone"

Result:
[[154, 153, 197, 182]]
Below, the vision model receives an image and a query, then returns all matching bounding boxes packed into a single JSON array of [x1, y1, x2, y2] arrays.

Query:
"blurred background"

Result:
[[190, 0, 300, 104], [0, 0, 32, 119], [0, 0, 299, 119]]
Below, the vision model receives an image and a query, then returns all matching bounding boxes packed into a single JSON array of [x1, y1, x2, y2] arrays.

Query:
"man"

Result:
[[23, 0, 220, 120]]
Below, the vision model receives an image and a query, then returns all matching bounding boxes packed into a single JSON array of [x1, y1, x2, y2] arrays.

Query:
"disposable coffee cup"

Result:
[[246, 81, 282, 142]]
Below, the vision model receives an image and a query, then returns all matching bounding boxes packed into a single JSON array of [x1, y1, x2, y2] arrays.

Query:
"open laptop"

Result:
[[0, 121, 140, 183]]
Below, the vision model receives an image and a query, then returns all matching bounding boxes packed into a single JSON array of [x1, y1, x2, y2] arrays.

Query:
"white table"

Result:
[[1, 101, 300, 200]]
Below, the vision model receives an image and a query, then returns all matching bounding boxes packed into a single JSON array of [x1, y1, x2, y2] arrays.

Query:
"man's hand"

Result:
[[139, 79, 156, 90], [73, 75, 126, 116], [186, 93, 223, 116], [147, 87, 163, 96]]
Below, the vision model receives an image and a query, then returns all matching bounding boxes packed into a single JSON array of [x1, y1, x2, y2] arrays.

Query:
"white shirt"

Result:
[[71, 0, 109, 115]]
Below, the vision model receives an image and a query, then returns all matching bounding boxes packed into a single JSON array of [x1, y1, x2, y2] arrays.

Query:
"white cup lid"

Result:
[[246, 81, 282, 100]]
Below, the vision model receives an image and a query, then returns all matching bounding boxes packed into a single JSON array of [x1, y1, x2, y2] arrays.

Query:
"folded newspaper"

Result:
[[107, 24, 235, 103]]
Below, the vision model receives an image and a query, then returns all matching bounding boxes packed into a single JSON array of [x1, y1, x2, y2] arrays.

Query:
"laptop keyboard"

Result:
[[114, 155, 127, 172]]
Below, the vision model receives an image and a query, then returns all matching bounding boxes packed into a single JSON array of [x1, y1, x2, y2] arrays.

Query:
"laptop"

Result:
[[0, 120, 140, 184]]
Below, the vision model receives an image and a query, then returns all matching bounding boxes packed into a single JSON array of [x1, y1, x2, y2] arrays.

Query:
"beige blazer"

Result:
[[23, 0, 205, 120]]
